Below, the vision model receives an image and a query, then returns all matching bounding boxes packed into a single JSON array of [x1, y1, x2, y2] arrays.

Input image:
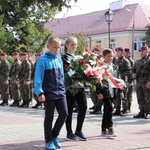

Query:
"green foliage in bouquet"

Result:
[[64, 50, 101, 95]]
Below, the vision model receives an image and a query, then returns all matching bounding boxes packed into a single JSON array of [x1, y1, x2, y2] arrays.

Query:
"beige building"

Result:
[[44, 0, 150, 60]]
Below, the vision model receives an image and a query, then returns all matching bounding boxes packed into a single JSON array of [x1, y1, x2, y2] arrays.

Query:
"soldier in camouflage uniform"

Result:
[[0, 52, 10, 106], [90, 48, 103, 114], [18, 52, 32, 108], [132, 46, 150, 119], [124, 48, 135, 112], [28, 52, 34, 104], [31, 52, 43, 108], [9, 52, 21, 107], [113, 47, 131, 116]]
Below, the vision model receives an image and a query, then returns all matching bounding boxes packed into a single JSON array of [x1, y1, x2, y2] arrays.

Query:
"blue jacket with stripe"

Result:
[[33, 51, 66, 100]]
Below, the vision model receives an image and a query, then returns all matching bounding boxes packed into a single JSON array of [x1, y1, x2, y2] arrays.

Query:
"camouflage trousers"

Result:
[[0, 78, 9, 101], [10, 77, 20, 100], [90, 87, 103, 108], [136, 82, 150, 113], [20, 80, 31, 100]]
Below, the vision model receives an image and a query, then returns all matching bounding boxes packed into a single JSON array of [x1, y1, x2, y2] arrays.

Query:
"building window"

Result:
[[134, 38, 145, 51], [96, 40, 101, 44], [110, 39, 116, 48]]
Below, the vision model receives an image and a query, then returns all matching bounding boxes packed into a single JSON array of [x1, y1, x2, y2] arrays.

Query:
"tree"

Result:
[[0, 0, 78, 54], [144, 25, 150, 47]]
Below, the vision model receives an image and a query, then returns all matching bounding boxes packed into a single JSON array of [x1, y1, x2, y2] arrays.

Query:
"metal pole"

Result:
[[108, 22, 111, 48], [132, 17, 135, 59]]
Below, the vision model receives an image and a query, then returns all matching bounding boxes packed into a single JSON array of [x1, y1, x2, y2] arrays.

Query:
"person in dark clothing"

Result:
[[62, 36, 87, 141], [34, 36, 68, 150], [96, 48, 125, 137]]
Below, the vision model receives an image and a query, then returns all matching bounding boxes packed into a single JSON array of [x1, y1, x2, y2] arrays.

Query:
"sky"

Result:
[[55, 0, 150, 18]]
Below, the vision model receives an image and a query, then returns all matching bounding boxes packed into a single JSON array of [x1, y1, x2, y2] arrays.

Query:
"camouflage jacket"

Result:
[[0, 59, 10, 80], [116, 56, 131, 83], [126, 56, 135, 84], [132, 56, 150, 83], [9, 58, 21, 79], [18, 60, 31, 81]]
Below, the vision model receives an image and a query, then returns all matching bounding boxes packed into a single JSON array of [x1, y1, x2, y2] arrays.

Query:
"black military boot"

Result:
[[10, 99, 19, 107], [0, 99, 8, 106], [120, 109, 127, 116], [90, 106, 102, 114], [144, 110, 150, 119], [113, 108, 120, 116], [32, 102, 42, 108], [18, 100, 26, 107], [133, 110, 144, 118], [22, 100, 29, 108]]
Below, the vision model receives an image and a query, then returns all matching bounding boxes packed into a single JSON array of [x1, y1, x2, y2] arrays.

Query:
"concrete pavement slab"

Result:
[[0, 92, 150, 150]]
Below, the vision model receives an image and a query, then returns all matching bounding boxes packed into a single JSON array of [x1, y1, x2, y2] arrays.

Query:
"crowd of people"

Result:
[[0, 36, 150, 150]]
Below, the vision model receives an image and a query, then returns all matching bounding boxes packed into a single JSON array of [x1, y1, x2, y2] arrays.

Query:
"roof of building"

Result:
[[44, 3, 150, 38]]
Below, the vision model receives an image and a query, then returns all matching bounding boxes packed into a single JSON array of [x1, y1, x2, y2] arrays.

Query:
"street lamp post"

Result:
[[104, 9, 114, 48]]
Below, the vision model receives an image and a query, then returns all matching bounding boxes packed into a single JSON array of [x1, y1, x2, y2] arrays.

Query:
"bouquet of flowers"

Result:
[[64, 49, 126, 95], [64, 33, 126, 95]]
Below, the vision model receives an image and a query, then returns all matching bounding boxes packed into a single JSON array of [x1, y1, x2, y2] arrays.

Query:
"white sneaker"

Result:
[[106, 129, 117, 137]]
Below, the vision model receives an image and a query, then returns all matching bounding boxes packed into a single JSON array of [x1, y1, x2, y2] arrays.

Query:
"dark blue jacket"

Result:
[[33, 51, 66, 100]]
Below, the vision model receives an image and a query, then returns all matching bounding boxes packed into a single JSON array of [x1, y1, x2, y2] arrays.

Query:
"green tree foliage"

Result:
[[68, 32, 89, 55], [0, 0, 77, 54], [144, 25, 150, 47]]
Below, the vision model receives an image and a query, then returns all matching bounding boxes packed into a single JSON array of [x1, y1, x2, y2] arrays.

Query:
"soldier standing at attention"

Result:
[[132, 46, 150, 119], [90, 48, 103, 114], [9, 52, 21, 107], [0, 52, 10, 106], [28, 52, 34, 104], [124, 48, 135, 113], [31, 52, 43, 108], [113, 47, 131, 116], [18, 52, 32, 108]]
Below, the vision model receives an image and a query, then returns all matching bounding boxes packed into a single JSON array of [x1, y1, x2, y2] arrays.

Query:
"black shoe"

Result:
[[32, 103, 42, 108], [126, 109, 131, 113], [73, 108, 79, 113], [10, 101, 19, 107], [120, 109, 127, 116], [0, 101, 8, 106], [18, 102, 29, 108], [113, 110, 120, 116], [90, 110, 102, 114], [89, 106, 94, 110], [66, 133, 78, 141], [133, 112, 144, 118], [75, 131, 87, 141]]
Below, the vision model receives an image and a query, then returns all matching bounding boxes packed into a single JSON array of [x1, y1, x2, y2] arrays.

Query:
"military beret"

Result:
[[13, 52, 19, 55], [139, 46, 148, 51], [20, 52, 28, 56], [0, 52, 6, 56], [115, 47, 123, 52], [93, 48, 100, 51], [124, 48, 130, 52], [35, 52, 42, 56]]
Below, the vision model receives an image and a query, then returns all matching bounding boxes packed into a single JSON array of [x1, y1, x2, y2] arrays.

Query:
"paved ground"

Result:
[[0, 91, 150, 150]]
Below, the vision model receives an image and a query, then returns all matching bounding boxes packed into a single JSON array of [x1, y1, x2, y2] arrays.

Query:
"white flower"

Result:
[[73, 55, 84, 62], [68, 69, 75, 77], [89, 60, 97, 65]]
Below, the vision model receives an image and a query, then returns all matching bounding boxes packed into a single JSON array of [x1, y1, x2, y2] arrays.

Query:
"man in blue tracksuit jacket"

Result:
[[34, 36, 68, 150]]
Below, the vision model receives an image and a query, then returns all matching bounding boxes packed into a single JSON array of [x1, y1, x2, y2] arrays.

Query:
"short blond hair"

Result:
[[47, 36, 61, 45]]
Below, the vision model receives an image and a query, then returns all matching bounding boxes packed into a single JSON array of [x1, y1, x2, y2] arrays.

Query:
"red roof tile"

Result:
[[44, 3, 150, 38]]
